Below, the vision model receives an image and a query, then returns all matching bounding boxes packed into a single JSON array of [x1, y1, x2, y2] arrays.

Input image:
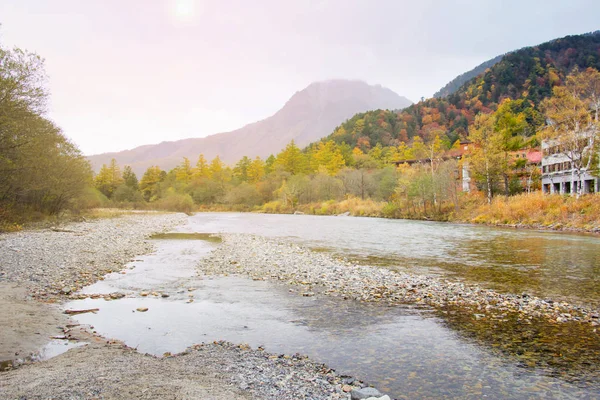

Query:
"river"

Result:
[[65, 213, 600, 399]]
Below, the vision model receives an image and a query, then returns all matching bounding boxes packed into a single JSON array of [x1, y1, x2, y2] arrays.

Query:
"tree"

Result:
[[468, 113, 505, 203], [208, 156, 232, 196], [338, 168, 375, 200], [94, 164, 112, 197], [175, 157, 193, 184], [139, 166, 163, 201], [122, 166, 139, 190], [311, 168, 344, 201], [542, 67, 600, 197], [233, 156, 251, 182], [311, 141, 346, 175], [276, 175, 310, 207], [247, 156, 266, 183], [494, 99, 529, 195], [192, 154, 210, 179], [264, 154, 276, 175], [93, 158, 123, 198], [0, 42, 93, 217], [0, 44, 47, 117], [275, 141, 308, 174], [224, 182, 262, 206]]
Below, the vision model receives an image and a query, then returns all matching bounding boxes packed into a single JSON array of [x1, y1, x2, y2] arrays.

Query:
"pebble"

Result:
[[351, 386, 383, 399]]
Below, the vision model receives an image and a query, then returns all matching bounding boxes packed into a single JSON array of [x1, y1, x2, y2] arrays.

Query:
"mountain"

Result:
[[433, 54, 504, 98], [88, 80, 412, 174], [321, 31, 600, 150]]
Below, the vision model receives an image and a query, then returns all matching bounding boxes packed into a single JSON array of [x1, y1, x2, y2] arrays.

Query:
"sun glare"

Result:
[[172, 0, 197, 22]]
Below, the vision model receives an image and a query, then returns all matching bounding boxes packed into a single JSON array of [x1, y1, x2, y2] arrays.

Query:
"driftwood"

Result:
[[51, 228, 76, 233], [64, 308, 99, 315]]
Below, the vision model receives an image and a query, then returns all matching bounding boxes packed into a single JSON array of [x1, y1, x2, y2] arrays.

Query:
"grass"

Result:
[[453, 192, 600, 231]]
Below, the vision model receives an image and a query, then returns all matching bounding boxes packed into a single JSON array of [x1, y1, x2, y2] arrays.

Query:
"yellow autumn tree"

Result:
[[94, 158, 123, 198], [139, 165, 163, 201], [311, 140, 345, 175], [275, 140, 308, 174], [175, 157, 193, 184], [192, 154, 210, 179], [247, 156, 266, 183]]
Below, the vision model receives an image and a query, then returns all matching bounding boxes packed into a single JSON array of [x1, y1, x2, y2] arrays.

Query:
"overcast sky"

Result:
[[1, 0, 599, 155]]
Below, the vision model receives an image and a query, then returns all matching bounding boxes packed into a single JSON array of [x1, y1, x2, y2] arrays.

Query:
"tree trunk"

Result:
[[484, 156, 492, 204]]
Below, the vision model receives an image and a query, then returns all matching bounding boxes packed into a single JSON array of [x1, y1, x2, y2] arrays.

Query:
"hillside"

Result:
[[433, 54, 504, 98], [88, 80, 412, 174], [321, 31, 600, 149]]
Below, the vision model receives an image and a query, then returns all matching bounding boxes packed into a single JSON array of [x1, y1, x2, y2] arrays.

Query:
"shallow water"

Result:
[[181, 213, 600, 309], [64, 230, 600, 399]]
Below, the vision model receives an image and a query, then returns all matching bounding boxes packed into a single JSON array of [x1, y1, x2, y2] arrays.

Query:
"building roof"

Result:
[[527, 150, 542, 164]]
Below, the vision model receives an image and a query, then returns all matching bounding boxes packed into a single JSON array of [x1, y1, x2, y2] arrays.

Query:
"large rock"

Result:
[[351, 387, 383, 400]]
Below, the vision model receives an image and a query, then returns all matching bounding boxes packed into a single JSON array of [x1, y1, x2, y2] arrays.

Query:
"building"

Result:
[[392, 140, 477, 192], [541, 139, 598, 194], [512, 149, 542, 193]]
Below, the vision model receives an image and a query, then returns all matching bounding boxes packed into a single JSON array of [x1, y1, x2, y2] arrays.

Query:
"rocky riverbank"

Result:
[[1, 328, 372, 400], [1, 213, 389, 400], [0, 212, 186, 366], [197, 234, 600, 326], [0, 212, 187, 300]]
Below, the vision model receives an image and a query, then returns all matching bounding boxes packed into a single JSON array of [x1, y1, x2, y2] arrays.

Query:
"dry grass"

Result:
[[293, 198, 387, 217], [453, 192, 600, 231], [80, 208, 133, 220]]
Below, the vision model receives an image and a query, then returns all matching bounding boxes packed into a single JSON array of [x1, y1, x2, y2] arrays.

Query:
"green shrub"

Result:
[[153, 193, 195, 214]]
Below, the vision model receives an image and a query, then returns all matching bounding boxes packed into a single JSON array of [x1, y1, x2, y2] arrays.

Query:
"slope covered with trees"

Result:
[[433, 54, 504, 98], [322, 31, 600, 150]]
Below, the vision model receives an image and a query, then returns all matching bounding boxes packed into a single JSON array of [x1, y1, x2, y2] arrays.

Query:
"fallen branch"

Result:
[[51, 228, 76, 233], [64, 308, 99, 315]]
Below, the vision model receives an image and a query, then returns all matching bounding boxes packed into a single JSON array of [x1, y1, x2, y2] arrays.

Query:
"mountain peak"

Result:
[[88, 80, 412, 174]]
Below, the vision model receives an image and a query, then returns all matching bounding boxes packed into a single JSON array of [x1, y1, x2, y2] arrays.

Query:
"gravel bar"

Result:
[[198, 234, 600, 326], [0, 212, 187, 299], [1, 336, 361, 399], [0, 213, 379, 400]]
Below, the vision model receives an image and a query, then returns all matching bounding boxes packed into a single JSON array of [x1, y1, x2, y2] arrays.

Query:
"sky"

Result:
[[1, 0, 600, 155]]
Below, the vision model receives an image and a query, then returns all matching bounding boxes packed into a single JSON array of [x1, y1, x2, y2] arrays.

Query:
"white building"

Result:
[[541, 139, 599, 194]]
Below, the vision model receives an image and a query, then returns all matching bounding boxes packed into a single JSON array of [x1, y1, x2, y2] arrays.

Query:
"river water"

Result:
[[183, 213, 600, 309], [65, 213, 600, 399]]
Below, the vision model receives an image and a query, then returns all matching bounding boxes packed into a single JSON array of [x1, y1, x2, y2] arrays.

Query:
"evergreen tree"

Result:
[[140, 166, 163, 201], [275, 140, 308, 174]]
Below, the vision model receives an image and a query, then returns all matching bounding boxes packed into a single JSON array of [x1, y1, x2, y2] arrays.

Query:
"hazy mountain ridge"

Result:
[[88, 80, 412, 174]]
